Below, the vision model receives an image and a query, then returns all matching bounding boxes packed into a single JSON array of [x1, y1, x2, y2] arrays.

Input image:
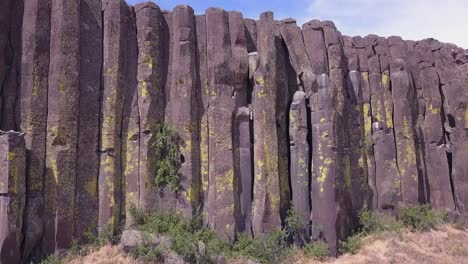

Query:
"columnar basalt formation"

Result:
[[0, 0, 467, 260], [0, 131, 26, 263], [20, 0, 50, 258], [43, 0, 80, 253]]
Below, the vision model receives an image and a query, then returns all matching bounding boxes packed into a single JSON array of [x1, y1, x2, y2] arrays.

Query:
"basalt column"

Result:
[[343, 36, 370, 213], [234, 107, 252, 234], [310, 74, 339, 255], [195, 14, 209, 208], [0, 0, 12, 119], [390, 59, 419, 205], [368, 37, 400, 212], [99, 0, 134, 235], [252, 12, 289, 235], [43, 0, 79, 253], [75, 0, 102, 240], [167, 5, 200, 216], [433, 43, 466, 214], [228, 10, 250, 234], [350, 36, 377, 210], [1, 0, 23, 130], [420, 63, 455, 210], [122, 3, 138, 225], [206, 7, 236, 237], [0, 131, 26, 264], [19, 0, 50, 258], [288, 91, 310, 231], [134, 2, 165, 214], [280, 19, 315, 96]]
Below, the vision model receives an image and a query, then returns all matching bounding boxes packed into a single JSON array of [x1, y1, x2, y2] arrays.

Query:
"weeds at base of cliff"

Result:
[[126, 206, 330, 263], [39, 227, 120, 264], [339, 204, 449, 255]]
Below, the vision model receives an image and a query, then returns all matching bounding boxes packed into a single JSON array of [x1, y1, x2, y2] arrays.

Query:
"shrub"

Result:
[[284, 207, 308, 244], [130, 243, 163, 263], [339, 233, 363, 255], [303, 241, 329, 260], [40, 255, 63, 264], [153, 123, 181, 191], [358, 207, 402, 235], [399, 204, 437, 231]]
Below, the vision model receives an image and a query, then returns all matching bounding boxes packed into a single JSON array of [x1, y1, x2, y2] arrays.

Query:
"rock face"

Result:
[[0, 131, 26, 264], [0, 0, 468, 260]]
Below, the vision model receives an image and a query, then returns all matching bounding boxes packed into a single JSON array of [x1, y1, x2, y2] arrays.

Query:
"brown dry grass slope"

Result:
[[294, 225, 468, 264]]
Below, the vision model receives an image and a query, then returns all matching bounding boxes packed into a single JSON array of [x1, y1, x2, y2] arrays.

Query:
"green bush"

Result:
[[339, 233, 363, 255], [303, 241, 329, 260], [153, 123, 181, 191], [358, 207, 402, 234], [40, 255, 63, 264], [130, 243, 163, 263], [399, 204, 437, 231], [284, 207, 308, 244]]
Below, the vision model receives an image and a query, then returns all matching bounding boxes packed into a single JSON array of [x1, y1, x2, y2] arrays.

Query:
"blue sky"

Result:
[[127, 0, 468, 48]]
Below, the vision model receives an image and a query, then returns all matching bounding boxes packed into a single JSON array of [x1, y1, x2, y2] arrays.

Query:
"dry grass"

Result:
[[65, 245, 143, 264], [291, 225, 468, 264]]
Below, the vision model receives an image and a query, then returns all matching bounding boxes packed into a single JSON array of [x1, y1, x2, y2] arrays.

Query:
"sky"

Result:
[[127, 0, 468, 48]]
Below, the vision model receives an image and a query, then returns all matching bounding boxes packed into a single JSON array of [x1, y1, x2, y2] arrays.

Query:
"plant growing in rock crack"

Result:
[[152, 123, 181, 191]]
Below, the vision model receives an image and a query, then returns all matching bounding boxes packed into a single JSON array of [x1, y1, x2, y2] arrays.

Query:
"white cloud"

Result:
[[301, 0, 468, 48]]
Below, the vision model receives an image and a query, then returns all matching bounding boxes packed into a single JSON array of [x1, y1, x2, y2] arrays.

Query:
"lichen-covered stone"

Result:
[[19, 0, 50, 258], [289, 91, 310, 231], [0, 131, 25, 264], [99, 0, 134, 236], [252, 12, 289, 235], [206, 7, 236, 237], [167, 5, 200, 216], [75, 0, 102, 241], [43, 0, 80, 253], [195, 14, 209, 211], [134, 1, 166, 214], [390, 59, 419, 205]]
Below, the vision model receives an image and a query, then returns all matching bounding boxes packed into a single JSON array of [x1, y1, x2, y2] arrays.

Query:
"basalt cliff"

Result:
[[1, 0, 468, 262]]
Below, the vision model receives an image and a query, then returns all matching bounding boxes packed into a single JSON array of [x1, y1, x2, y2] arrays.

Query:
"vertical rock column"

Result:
[[234, 107, 252, 234], [310, 74, 339, 255], [206, 7, 236, 236], [280, 19, 315, 96], [289, 91, 310, 230], [167, 5, 200, 216], [368, 38, 400, 212], [134, 2, 165, 213], [390, 59, 419, 205], [195, 14, 209, 208], [0, 131, 26, 264], [43, 0, 80, 252], [20, 0, 50, 258], [1, 0, 23, 130], [121, 3, 138, 224], [228, 11, 250, 234], [0, 0, 12, 118], [252, 12, 288, 235], [420, 64, 455, 210], [99, 0, 134, 235], [75, 0, 102, 240], [433, 43, 465, 213]]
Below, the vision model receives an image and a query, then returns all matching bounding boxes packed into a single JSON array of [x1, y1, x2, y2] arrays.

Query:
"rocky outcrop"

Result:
[[0, 0, 467, 260]]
